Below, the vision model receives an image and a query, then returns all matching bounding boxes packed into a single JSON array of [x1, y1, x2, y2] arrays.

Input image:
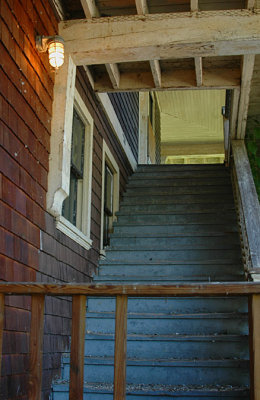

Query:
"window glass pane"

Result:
[[71, 109, 85, 176], [62, 171, 78, 226], [105, 164, 113, 215]]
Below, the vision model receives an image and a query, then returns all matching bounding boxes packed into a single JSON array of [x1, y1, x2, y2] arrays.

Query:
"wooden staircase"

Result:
[[52, 164, 250, 399]]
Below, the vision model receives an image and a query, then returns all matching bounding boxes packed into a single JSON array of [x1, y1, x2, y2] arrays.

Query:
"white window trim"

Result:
[[100, 139, 120, 253], [47, 54, 93, 250]]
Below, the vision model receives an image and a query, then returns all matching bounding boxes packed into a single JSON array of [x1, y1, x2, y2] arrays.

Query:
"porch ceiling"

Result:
[[52, 0, 260, 139]]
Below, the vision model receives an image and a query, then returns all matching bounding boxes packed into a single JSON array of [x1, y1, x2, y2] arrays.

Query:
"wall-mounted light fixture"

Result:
[[36, 35, 65, 69]]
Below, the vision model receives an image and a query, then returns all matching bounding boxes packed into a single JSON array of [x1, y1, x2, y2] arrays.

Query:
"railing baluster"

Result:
[[0, 294, 4, 379], [114, 294, 128, 400], [28, 294, 45, 400], [69, 295, 87, 400], [251, 294, 260, 400]]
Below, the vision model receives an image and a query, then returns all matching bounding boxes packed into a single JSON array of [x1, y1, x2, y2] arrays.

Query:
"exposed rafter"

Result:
[[105, 63, 120, 89], [149, 60, 162, 88], [60, 10, 260, 66], [94, 67, 240, 92], [237, 55, 255, 139], [80, 0, 120, 89], [83, 66, 95, 89], [194, 57, 203, 86], [80, 0, 100, 18], [190, 0, 199, 12], [135, 0, 149, 14]]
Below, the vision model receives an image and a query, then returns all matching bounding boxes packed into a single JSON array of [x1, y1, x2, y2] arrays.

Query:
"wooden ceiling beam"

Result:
[[93, 68, 240, 92], [60, 10, 260, 66], [237, 54, 255, 139], [194, 57, 203, 86], [135, 0, 149, 14]]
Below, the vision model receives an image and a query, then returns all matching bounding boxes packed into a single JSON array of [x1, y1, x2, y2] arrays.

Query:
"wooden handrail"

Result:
[[0, 282, 260, 400], [0, 282, 260, 296]]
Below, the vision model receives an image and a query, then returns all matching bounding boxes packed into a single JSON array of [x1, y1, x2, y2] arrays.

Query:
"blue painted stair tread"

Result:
[[51, 164, 249, 399]]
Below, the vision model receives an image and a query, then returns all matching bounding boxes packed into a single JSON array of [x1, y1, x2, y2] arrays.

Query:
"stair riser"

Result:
[[62, 363, 249, 386], [113, 224, 239, 235], [136, 165, 229, 172], [126, 178, 231, 188], [87, 297, 248, 314], [118, 203, 235, 215], [122, 194, 234, 205], [84, 338, 249, 359], [124, 186, 233, 196], [98, 264, 243, 278], [109, 236, 240, 250], [115, 214, 237, 225], [52, 388, 249, 400], [86, 317, 248, 335], [130, 172, 230, 180], [102, 249, 241, 264]]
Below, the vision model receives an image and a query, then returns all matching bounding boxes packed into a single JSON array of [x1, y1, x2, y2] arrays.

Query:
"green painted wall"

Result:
[[246, 116, 260, 201]]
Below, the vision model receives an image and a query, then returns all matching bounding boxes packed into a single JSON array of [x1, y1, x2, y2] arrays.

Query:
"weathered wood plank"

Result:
[[250, 294, 260, 400], [138, 92, 149, 164], [223, 117, 230, 165], [232, 140, 260, 275], [69, 295, 87, 400], [230, 88, 240, 139], [59, 10, 260, 66], [0, 294, 4, 379], [246, 0, 256, 9], [237, 55, 255, 139], [28, 294, 45, 400], [0, 283, 260, 296], [114, 295, 128, 400], [150, 60, 161, 88]]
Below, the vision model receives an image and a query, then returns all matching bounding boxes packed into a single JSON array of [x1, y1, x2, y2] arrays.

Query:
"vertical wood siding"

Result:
[[108, 92, 139, 161], [0, 2, 134, 400]]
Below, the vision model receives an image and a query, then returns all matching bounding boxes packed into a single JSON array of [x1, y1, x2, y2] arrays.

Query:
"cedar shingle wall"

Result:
[[1, 0, 56, 397], [1, 2, 134, 399]]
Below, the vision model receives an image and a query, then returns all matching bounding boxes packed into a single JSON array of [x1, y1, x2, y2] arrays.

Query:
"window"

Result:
[[55, 89, 93, 250], [100, 140, 119, 252]]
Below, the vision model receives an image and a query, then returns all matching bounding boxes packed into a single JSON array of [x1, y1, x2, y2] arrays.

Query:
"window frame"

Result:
[[55, 89, 93, 250], [100, 140, 120, 254]]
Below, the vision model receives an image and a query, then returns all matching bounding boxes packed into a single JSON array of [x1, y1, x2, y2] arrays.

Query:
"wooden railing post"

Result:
[[69, 295, 87, 400], [28, 294, 45, 400], [114, 294, 128, 400], [0, 294, 4, 379], [251, 294, 260, 400]]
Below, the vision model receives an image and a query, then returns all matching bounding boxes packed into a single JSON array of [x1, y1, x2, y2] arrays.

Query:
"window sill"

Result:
[[56, 216, 92, 250]]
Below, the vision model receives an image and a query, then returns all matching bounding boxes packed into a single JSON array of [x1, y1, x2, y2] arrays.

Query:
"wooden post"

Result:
[[114, 295, 128, 400], [69, 295, 87, 400], [28, 294, 45, 400], [0, 294, 4, 379], [250, 294, 260, 399], [138, 92, 149, 164]]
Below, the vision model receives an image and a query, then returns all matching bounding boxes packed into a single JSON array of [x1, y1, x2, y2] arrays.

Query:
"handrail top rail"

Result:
[[0, 282, 260, 296]]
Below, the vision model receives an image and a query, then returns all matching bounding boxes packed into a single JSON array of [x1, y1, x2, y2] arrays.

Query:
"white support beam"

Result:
[[230, 88, 240, 139], [190, 0, 199, 11], [80, 0, 100, 18], [60, 10, 260, 66], [236, 54, 255, 139], [194, 57, 203, 86], [135, 0, 149, 14], [150, 60, 161, 88], [105, 63, 120, 89]]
